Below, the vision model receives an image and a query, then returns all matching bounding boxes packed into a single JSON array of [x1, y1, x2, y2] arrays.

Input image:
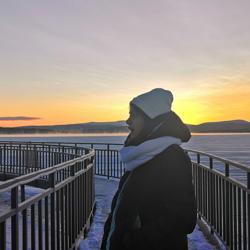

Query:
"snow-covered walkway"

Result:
[[79, 177, 216, 250]]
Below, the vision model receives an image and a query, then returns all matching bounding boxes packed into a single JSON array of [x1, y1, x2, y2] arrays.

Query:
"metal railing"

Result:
[[0, 141, 249, 249], [188, 150, 250, 250], [46, 141, 249, 250], [0, 141, 125, 179], [0, 142, 95, 250]]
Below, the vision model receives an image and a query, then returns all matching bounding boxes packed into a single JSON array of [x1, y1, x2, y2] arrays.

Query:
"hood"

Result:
[[147, 111, 191, 142], [125, 111, 191, 146]]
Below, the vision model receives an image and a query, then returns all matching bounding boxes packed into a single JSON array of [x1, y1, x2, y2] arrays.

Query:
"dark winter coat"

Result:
[[101, 113, 197, 250]]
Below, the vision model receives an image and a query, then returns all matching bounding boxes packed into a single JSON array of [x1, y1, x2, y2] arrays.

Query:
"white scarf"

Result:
[[120, 136, 182, 171]]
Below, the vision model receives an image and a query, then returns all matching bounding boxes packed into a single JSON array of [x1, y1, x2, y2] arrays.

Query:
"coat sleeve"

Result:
[[162, 149, 197, 234], [161, 147, 197, 232], [101, 172, 131, 250]]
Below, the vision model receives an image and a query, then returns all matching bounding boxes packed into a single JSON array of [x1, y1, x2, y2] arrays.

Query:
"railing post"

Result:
[[209, 157, 213, 169], [21, 185, 27, 249], [0, 221, 6, 250], [196, 153, 201, 220], [70, 162, 76, 177], [70, 162, 76, 246], [197, 153, 200, 164], [10, 142, 13, 170], [225, 163, 229, 177], [34, 144, 38, 171], [212, 186, 216, 234], [75, 143, 78, 155], [49, 172, 56, 250], [247, 172, 250, 250], [11, 186, 19, 250], [107, 144, 110, 179], [224, 163, 230, 246], [48, 145, 51, 167], [209, 157, 215, 234], [3, 144, 6, 174], [49, 172, 56, 186], [18, 144, 22, 175]]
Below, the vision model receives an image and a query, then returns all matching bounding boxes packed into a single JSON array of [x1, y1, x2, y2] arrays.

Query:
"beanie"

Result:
[[131, 88, 173, 119]]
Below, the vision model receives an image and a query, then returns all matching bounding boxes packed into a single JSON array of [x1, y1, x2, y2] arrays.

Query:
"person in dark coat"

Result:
[[101, 88, 197, 250]]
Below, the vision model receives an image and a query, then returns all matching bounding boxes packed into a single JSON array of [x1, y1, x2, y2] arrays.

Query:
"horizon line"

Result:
[[0, 118, 249, 128]]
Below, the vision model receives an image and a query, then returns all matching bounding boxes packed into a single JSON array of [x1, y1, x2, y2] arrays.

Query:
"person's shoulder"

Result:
[[163, 143, 185, 156], [119, 171, 130, 185], [161, 144, 191, 164]]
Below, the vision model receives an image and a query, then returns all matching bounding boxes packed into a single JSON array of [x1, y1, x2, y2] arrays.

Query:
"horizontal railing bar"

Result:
[[1, 141, 248, 172], [0, 208, 15, 224], [194, 163, 249, 191], [0, 144, 84, 151], [54, 165, 92, 191], [0, 141, 124, 146], [186, 149, 250, 172], [74, 163, 93, 178], [0, 162, 94, 223], [0, 150, 95, 192], [0, 141, 96, 250], [198, 213, 227, 248], [0, 150, 77, 157]]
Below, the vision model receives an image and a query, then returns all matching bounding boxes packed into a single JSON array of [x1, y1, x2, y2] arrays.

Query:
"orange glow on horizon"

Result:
[[1, 81, 250, 127]]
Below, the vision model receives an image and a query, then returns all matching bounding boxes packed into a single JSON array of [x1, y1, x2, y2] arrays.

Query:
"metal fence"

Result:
[[0, 141, 249, 250], [47, 141, 249, 250], [0, 141, 125, 179], [188, 150, 250, 250], [0, 142, 95, 250]]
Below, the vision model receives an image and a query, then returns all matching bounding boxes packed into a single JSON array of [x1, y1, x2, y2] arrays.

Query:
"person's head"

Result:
[[126, 103, 151, 143], [126, 88, 174, 145]]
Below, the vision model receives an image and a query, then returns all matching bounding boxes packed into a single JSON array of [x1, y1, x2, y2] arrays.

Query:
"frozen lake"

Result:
[[0, 132, 250, 165], [1, 133, 249, 184]]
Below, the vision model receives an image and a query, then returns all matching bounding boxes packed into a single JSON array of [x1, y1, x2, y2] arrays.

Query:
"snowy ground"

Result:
[[79, 177, 218, 250], [0, 178, 220, 250]]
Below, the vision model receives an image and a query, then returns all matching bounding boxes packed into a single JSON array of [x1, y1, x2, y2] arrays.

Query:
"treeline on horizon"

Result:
[[0, 127, 128, 134], [0, 120, 250, 134]]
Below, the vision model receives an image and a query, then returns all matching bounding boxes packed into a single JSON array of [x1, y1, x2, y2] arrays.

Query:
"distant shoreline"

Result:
[[0, 132, 250, 137], [0, 132, 129, 137], [1, 119, 250, 135]]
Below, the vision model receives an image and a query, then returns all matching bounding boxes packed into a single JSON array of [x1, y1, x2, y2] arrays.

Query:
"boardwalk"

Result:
[[79, 177, 217, 250]]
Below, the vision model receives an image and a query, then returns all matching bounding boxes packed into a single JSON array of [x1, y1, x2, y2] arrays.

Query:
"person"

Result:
[[101, 88, 197, 250]]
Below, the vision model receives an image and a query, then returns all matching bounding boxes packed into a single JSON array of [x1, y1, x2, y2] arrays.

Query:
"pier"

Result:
[[0, 141, 249, 249]]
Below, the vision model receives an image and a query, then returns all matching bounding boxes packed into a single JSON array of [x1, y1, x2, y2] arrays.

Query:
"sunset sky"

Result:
[[1, 0, 250, 127]]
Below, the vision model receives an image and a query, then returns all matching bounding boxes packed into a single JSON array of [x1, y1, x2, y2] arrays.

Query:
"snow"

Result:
[[0, 177, 220, 250], [79, 177, 218, 250], [0, 184, 43, 250]]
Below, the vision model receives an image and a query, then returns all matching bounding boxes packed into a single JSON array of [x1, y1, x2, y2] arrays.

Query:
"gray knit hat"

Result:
[[131, 88, 173, 119]]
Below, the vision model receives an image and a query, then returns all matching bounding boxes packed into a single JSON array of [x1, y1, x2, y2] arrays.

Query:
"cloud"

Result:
[[0, 116, 41, 121]]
